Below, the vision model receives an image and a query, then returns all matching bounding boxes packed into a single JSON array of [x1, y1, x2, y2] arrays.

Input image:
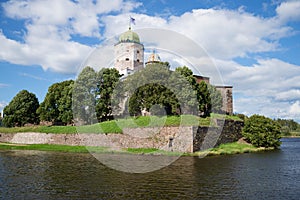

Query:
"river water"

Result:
[[0, 138, 299, 199]]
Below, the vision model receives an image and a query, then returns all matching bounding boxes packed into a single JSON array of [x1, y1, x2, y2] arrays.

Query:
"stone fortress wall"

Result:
[[0, 120, 243, 153]]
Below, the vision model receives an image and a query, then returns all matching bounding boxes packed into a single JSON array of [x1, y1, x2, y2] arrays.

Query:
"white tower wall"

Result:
[[114, 42, 144, 75]]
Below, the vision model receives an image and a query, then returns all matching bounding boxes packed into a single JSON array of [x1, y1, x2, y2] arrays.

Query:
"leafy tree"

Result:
[[174, 66, 217, 116], [128, 83, 179, 116], [96, 68, 122, 122], [37, 80, 74, 125], [235, 113, 248, 121], [275, 118, 299, 136], [173, 66, 199, 115], [125, 63, 182, 116], [207, 84, 223, 113], [2, 90, 39, 127], [73, 66, 98, 125], [242, 115, 281, 148], [197, 81, 211, 117]]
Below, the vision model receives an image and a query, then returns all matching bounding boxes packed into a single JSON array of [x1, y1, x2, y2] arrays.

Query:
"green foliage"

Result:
[[0, 125, 76, 134], [275, 118, 299, 136], [96, 68, 122, 122], [126, 148, 158, 154], [242, 115, 281, 148], [37, 80, 74, 125], [174, 67, 222, 116], [234, 113, 248, 121], [0, 114, 237, 134], [2, 90, 39, 127], [0, 143, 90, 153], [73, 66, 98, 125], [197, 81, 211, 117], [125, 63, 179, 116], [123, 64, 199, 117], [207, 84, 223, 113]]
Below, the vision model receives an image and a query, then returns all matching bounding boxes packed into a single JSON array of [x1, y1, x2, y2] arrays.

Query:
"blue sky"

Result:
[[0, 0, 300, 121]]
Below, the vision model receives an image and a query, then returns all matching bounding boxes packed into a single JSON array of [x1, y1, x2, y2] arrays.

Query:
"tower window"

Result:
[[137, 50, 140, 53], [125, 58, 129, 61], [137, 59, 140, 62]]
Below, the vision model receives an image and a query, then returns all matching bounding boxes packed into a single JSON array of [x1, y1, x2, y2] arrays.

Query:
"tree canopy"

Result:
[[2, 90, 39, 127], [96, 68, 122, 122], [275, 118, 300, 136], [37, 80, 74, 125], [242, 115, 281, 148], [73, 66, 98, 125], [116, 63, 202, 116]]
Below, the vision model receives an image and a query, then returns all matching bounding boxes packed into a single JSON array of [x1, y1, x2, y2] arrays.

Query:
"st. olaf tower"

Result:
[[114, 24, 144, 76]]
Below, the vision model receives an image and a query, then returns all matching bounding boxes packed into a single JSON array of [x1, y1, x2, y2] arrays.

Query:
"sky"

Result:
[[0, 0, 300, 121]]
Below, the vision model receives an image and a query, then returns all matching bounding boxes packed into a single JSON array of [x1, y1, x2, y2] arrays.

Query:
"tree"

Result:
[[2, 90, 39, 127], [275, 118, 299, 136], [197, 81, 211, 117], [125, 63, 181, 116], [37, 80, 74, 125], [73, 66, 98, 125], [175, 66, 218, 117], [242, 115, 281, 148], [207, 84, 223, 113], [128, 83, 179, 116], [96, 68, 122, 122]]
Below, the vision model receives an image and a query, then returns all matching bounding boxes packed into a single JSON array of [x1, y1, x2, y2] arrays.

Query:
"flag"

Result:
[[130, 17, 136, 25]]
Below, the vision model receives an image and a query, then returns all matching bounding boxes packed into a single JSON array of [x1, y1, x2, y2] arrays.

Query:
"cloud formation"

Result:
[[0, 0, 141, 74], [0, 0, 300, 121]]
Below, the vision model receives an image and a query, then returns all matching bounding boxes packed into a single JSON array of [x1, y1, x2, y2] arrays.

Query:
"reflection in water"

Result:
[[0, 138, 300, 199]]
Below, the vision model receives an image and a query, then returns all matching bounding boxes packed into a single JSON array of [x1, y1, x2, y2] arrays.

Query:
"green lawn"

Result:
[[194, 142, 274, 156], [0, 141, 272, 156], [0, 114, 242, 134]]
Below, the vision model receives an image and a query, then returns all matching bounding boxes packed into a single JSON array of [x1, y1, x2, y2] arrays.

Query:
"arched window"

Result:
[[125, 58, 129, 61]]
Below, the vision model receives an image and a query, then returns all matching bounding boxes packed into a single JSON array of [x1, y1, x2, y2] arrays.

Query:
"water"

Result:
[[0, 138, 300, 199]]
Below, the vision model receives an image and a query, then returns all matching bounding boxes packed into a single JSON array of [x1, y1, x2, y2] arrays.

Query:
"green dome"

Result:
[[119, 28, 140, 43]]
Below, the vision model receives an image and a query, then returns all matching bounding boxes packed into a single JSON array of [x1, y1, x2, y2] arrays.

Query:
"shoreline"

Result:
[[281, 136, 300, 138], [0, 141, 274, 157]]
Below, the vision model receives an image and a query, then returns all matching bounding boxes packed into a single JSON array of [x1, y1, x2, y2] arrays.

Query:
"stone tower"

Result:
[[114, 27, 144, 76], [145, 50, 161, 65]]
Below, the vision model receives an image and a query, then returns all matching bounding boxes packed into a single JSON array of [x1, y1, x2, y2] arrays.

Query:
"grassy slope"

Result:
[[0, 114, 242, 134], [0, 141, 271, 156]]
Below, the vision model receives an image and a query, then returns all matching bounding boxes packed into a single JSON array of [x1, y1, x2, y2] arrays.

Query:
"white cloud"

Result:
[[0, 83, 10, 88], [0, 29, 92, 74], [0, 101, 7, 116], [103, 7, 292, 61], [1, 0, 141, 74], [276, 89, 300, 101], [1, 1, 300, 121], [215, 58, 300, 121], [289, 101, 300, 116], [276, 1, 300, 22]]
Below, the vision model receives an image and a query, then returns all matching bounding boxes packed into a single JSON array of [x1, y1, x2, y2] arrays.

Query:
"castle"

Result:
[[114, 26, 233, 114]]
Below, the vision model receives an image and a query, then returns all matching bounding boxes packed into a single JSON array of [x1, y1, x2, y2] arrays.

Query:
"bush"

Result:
[[242, 115, 281, 148]]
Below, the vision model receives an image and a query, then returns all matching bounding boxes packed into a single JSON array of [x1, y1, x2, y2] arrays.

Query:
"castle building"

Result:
[[114, 27, 233, 114], [145, 50, 161, 65], [114, 27, 144, 76]]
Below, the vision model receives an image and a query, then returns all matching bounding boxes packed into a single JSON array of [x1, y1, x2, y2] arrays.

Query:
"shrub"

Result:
[[242, 115, 281, 148]]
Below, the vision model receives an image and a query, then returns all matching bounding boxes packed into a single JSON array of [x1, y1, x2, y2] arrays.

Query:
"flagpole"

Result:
[[129, 17, 131, 30]]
